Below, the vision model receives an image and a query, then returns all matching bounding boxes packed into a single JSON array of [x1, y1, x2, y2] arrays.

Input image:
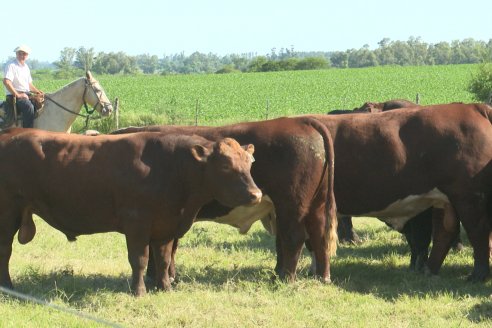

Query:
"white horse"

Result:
[[1, 71, 112, 132]]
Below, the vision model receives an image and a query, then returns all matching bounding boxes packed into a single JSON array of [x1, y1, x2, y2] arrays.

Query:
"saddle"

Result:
[[0, 93, 45, 129]]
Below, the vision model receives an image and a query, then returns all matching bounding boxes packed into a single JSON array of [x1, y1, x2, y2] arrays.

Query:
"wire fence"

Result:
[[0, 286, 122, 327]]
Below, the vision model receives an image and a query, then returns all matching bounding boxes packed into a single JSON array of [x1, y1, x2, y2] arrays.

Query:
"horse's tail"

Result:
[[299, 116, 338, 257]]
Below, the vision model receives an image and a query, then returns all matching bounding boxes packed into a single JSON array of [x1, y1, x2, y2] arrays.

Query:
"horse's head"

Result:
[[83, 71, 113, 116]]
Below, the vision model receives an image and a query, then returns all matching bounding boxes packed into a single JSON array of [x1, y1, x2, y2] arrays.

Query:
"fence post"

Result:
[[113, 97, 119, 130], [415, 93, 420, 105], [195, 99, 199, 126], [265, 98, 269, 120]]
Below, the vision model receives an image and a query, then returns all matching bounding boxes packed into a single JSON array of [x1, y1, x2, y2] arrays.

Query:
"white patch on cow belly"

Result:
[[210, 195, 275, 234], [362, 188, 450, 231]]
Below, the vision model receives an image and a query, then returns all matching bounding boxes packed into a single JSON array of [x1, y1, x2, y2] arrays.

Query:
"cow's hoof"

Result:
[[467, 271, 489, 283], [133, 287, 147, 297], [467, 264, 490, 282], [453, 243, 464, 252], [423, 266, 439, 278], [415, 258, 427, 273]]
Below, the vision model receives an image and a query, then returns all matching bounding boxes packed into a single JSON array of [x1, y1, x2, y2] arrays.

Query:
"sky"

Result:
[[2, 0, 492, 63]]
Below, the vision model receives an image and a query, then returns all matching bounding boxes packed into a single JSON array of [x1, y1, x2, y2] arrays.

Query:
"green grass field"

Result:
[[1, 65, 491, 327], [1, 217, 491, 327], [25, 64, 481, 132]]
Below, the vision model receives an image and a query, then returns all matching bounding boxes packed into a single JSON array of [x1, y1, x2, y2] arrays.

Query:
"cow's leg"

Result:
[[337, 216, 360, 244], [451, 225, 464, 251], [426, 207, 456, 275], [452, 198, 490, 281], [146, 247, 156, 282], [150, 239, 174, 291], [125, 234, 149, 296], [147, 238, 178, 284], [274, 236, 284, 278], [168, 239, 178, 283], [0, 209, 22, 289], [275, 205, 307, 282], [403, 209, 432, 272], [304, 207, 331, 283]]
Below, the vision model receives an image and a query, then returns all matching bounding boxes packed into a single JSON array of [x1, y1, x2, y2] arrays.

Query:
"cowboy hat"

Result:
[[14, 45, 31, 54]]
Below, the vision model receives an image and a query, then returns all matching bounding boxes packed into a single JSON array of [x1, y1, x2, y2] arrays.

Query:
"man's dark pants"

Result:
[[6, 95, 35, 128], [16, 97, 35, 128]]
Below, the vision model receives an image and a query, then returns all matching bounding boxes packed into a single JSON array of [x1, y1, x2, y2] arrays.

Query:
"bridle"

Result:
[[43, 77, 112, 128], [82, 78, 112, 116]]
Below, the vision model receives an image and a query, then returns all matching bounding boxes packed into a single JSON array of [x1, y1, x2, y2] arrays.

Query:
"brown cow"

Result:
[[0, 128, 262, 296], [307, 103, 492, 281], [331, 99, 464, 271], [357, 99, 418, 112], [111, 116, 338, 283], [328, 99, 419, 244]]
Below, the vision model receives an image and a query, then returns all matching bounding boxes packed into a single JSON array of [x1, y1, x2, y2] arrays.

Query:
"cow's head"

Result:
[[356, 102, 384, 113], [191, 137, 262, 208]]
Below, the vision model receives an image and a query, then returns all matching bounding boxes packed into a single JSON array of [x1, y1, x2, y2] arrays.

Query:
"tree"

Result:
[[391, 41, 412, 65], [459, 38, 487, 63], [54, 47, 76, 70], [75, 47, 95, 71], [428, 42, 451, 65], [406, 36, 428, 65], [136, 54, 159, 74], [329, 51, 348, 68], [295, 57, 329, 70], [53, 47, 79, 79], [247, 56, 268, 72], [468, 63, 492, 103], [348, 45, 378, 68], [92, 52, 138, 75], [375, 38, 396, 65]]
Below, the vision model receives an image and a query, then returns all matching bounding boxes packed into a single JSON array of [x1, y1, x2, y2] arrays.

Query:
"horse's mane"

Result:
[[47, 77, 86, 97]]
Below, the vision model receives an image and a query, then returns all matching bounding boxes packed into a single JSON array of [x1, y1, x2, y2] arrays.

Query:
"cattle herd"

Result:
[[0, 100, 491, 296]]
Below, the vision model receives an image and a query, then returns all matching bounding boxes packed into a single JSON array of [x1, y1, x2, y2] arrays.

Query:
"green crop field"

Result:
[[1, 65, 492, 327], [26, 64, 480, 132]]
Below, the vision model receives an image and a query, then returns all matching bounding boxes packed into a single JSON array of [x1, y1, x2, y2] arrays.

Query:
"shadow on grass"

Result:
[[183, 227, 277, 254], [468, 299, 492, 323], [13, 270, 132, 299]]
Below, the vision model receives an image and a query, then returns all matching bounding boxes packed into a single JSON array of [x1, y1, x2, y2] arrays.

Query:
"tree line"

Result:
[[4, 37, 492, 77]]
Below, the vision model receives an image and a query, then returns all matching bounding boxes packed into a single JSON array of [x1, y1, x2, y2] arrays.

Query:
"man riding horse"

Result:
[[2, 45, 44, 128]]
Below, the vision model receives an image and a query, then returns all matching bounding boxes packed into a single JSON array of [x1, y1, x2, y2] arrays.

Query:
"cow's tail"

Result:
[[301, 117, 338, 257]]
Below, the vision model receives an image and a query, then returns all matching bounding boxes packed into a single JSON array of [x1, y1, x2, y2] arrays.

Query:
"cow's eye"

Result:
[[221, 165, 232, 172]]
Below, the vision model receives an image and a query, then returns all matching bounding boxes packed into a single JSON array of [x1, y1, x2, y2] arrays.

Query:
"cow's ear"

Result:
[[191, 145, 210, 163], [242, 144, 255, 155]]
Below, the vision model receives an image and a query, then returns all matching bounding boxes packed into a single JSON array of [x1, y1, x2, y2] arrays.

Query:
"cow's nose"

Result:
[[249, 189, 262, 204]]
